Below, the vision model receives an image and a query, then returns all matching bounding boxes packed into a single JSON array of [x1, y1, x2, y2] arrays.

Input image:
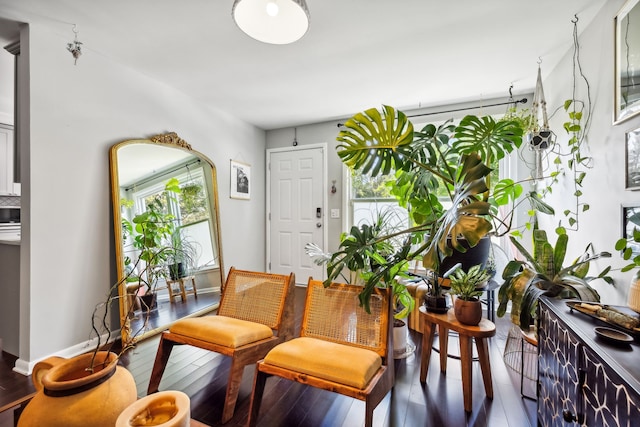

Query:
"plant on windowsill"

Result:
[[167, 228, 199, 281], [323, 105, 554, 313], [449, 264, 490, 326]]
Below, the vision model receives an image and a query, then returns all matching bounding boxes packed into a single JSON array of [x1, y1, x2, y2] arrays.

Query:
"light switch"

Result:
[[331, 209, 340, 219]]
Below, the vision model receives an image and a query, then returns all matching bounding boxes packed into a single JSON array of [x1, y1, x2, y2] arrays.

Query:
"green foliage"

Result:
[[336, 105, 414, 176], [392, 281, 416, 320], [615, 227, 640, 273], [449, 264, 490, 301], [326, 105, 556, 310], [126, 179, 183, 294], [497, 228, 611, 329]]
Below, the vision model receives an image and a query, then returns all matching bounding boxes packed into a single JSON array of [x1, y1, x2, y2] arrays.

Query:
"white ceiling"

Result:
[[0, 0, 609, 130]]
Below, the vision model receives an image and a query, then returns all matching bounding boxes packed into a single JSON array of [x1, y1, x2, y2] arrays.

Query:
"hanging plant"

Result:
[[539, 15, 593, 231]]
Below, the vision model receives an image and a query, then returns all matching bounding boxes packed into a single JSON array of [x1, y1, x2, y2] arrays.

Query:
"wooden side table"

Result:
[[419, 306, 496, 412], [166, 275, 197, 302]]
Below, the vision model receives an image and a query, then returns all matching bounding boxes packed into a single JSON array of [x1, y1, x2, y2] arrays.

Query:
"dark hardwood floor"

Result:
[[0, 286, 536, 427]]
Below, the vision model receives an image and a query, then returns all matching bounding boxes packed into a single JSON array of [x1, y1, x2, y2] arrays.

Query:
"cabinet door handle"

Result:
[[562, 410, 578, 423], [576, 368, 585, 424]]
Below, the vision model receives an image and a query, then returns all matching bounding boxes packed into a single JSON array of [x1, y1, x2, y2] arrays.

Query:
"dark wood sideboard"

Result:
[[538, 297, 640, 427]]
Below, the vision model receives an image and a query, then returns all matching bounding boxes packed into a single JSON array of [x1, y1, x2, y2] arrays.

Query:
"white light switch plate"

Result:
[[331, 209, 340, 218]]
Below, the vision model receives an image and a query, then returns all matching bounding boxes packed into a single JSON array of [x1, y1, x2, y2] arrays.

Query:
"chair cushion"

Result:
[[262, 337, 382, 389], [169, 316, 274, 348]]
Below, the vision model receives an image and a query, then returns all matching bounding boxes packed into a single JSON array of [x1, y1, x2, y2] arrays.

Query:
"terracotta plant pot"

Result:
[[454, 298, 482, 326], [116, 390, 191, 427], [18, 351, 137, 427]]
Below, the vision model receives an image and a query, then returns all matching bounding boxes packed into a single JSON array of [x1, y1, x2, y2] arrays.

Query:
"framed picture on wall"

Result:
[[627, 127, 640, 190], [230, 160, 251, 200], [622, 203, 640, 255], [614, 0, 640, 124]]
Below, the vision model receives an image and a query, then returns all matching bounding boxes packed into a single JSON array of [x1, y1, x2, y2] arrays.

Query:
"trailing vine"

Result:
[[544, 15, 593, 231]]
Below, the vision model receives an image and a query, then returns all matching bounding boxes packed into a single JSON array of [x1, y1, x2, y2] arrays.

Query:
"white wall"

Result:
[[539, 0, 640, 305], [17, 23, 266, 369]]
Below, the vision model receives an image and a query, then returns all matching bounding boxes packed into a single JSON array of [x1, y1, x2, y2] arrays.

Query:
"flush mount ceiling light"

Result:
[[232, 0, 310, 45]]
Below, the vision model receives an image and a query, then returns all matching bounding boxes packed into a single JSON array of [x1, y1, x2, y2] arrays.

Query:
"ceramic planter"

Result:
[[424, 294, 448, 314], [393, 320, 408, 354], [454, 298, 482, 326], [18, 351, 137, 427], [116, 390, 190, 427], [627, 271, 640, 313]]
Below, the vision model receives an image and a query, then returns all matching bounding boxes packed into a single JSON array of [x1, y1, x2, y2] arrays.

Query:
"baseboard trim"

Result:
[[12, 332, 117, 376]]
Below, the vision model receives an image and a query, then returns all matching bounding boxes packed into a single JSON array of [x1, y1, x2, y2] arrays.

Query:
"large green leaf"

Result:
[[453, 115, 523, 163], [336, 105, 414, 176], [552, 233, 568, 277]]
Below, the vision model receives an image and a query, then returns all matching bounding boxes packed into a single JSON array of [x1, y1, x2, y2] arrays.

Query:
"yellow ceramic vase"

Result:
[[18, 351, 137, 427]]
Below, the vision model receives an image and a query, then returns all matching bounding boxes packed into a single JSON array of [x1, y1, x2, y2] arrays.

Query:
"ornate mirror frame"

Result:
[[109, 132, 224, 344], [615, 0, 640, 124]]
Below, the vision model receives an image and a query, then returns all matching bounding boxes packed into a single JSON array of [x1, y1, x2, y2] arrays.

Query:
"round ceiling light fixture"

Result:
[[232, 0, 310, 45]]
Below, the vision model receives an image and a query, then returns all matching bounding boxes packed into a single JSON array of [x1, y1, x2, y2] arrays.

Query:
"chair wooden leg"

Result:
[[147, 334, 177, 394], [221, 357, 246, 423], [247, 368, 268, 427], [364, 402, 373, 427]]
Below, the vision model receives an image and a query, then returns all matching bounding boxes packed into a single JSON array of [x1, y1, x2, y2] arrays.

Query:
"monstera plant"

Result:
[[323, 105, 553, 310]]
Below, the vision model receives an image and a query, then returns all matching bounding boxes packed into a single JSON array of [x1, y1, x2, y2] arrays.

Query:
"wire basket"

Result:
[[503, 325, 538, 380]]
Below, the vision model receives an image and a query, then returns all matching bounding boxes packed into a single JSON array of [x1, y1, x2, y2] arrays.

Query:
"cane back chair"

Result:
[[147, 267, 295, 423], [247, 279, 394, 427]]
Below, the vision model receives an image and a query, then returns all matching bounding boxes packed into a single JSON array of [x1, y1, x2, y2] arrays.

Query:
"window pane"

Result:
[[179, 178, 209, 225], [351, 171, 394, 199]]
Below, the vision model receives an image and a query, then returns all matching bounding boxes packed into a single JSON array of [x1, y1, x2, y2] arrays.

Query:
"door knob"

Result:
[[316, 222, 322, 228]]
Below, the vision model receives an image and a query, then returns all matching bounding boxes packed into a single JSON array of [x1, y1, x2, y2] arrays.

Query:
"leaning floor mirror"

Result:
[[110, 132, 224, 344]]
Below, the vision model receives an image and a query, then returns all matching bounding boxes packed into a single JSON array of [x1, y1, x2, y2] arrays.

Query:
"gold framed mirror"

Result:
[[615, 0, 640, 124], [110, 132, 224, 344]]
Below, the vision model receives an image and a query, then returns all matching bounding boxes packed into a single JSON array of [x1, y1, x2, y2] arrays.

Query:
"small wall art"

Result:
[[230, 160, 250, 200], [626, 127, 640, 190], [622, 203, 640, 255]]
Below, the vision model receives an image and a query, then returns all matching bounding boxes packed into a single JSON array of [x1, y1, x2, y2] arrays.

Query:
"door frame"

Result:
[[266, 143, 328, 282]]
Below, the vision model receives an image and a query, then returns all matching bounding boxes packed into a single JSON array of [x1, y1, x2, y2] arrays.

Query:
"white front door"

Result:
[[267, 145, 326, 284]]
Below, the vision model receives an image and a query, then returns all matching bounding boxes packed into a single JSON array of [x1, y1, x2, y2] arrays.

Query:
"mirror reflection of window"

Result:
[[124, 162, 218, 271]]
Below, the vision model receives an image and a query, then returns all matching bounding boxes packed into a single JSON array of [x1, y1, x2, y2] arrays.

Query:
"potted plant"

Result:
[[391, 280, 415, 357], [497, 227, 611, 330], [449, 264, 491, 325], [323, 105, 554, 312], [167, 228, 198, 280], [124, 178, 183, 310]]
